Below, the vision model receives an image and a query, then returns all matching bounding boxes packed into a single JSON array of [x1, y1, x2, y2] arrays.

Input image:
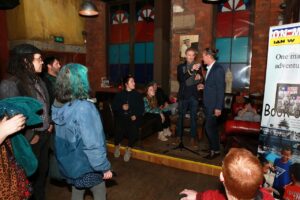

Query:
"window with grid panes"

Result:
[[215, 0, 252, 91]]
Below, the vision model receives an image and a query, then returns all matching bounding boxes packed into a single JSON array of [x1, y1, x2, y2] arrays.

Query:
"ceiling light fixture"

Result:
[[79, 0, 99, 17]]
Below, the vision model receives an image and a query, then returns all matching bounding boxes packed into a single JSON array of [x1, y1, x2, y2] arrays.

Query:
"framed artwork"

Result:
[[179, 35, 199, 59]]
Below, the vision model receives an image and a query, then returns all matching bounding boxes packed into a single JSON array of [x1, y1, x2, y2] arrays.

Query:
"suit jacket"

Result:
[[177, 62, 201, 100], [203, 62, 225, 114]]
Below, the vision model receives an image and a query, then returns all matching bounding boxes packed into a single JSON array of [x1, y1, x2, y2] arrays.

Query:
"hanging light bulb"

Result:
[[79, 0, 99, 16]]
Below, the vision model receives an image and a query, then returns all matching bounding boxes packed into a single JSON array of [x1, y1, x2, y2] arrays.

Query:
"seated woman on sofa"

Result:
[[143, 82, 172, 142], [234, 99, 261, 122], [112, 75, 144, 162]]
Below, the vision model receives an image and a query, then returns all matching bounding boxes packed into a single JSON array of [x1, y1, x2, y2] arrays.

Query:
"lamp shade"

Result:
[[202, 0, 228, 4], [79, 1, 99, 16]]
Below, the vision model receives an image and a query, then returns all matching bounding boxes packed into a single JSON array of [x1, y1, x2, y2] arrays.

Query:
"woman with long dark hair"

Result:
[[52, 63, 112, 200], [143, 83, 172, 141], [0, 44, 51, 200]]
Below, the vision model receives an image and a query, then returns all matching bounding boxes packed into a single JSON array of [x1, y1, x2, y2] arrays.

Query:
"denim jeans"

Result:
[[176, 96, 199, 138]]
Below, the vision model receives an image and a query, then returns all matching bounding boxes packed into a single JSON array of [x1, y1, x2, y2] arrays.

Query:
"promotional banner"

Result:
[[259, 22, 300, 165]]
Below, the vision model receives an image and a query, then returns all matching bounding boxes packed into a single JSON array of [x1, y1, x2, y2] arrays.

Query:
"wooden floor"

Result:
[[106, 130, 224, 177], [46, 154, 221, 200]]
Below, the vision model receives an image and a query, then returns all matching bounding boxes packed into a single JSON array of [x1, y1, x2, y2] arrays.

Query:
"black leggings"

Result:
[[114, 115, 140, 147], [143, 112, 170, 132]]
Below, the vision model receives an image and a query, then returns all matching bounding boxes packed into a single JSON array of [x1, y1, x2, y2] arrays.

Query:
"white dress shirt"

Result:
[[205, 61, 216, 79]]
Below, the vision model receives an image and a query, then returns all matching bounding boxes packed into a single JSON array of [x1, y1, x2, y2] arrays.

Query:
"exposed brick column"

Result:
[[0, 11, 9, 79], [85, 0, 107, 94], [250, 0, 282, 93]]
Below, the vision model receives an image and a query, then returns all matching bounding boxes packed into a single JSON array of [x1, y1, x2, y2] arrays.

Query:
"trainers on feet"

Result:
[[114, 145, 120, 158], [158, 131, 168, 141], [124, 148, 131, 162], [163, 128, 172, 137]]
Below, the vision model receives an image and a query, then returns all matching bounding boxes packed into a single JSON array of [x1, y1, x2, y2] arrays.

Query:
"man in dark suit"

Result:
[[201, 48, 225, 159]]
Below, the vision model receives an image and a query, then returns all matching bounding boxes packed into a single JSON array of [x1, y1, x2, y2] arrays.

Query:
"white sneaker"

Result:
[[163, 128, 172, 137], [158, 131, 168, 141], [124, 147, 131, 162], [114, 145, 120, 158]]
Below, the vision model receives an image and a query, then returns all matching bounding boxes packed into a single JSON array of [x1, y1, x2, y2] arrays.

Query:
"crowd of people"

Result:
[[0, 43, 299, 200]]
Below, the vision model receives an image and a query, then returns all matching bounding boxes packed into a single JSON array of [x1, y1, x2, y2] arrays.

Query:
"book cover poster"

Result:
[[259, 22, 300, 163]]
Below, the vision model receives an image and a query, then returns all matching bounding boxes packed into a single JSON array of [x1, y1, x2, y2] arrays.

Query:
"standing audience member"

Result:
[[112, 75, 144, 162], [42, 56, 61, 105], [200, 48, 225, 159], [284, 163, 300, 200], [52, 63, 112, 200], [180, 148, 274, 200], [42, 56, 62, 180], [143, 83, 172, 141], [177, 47, 202, 147], [273, 147, 293, 199], [0, 44, 51, 200]]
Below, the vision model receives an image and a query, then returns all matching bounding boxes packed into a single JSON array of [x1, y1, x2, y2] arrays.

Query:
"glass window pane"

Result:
[[120, 44, 129, 64], [231, 63, 250, 90], [216, 13, 233, 37], [109, 45, 119, 64], [134, 43, 145, 64], [146, 42, 154, 64], [231, 37, 249, 63], [216, 38, 231, 63], [233, 11, 250, 37]]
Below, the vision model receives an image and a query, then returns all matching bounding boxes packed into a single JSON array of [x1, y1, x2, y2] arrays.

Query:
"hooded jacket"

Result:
[[52, 99, 110, 180]]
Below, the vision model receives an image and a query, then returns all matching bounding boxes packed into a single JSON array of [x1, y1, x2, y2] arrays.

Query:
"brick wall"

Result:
[[0, 11, 9, 79], [85, 0, 107, 94], [85, 0, 283, 94], [250, 0, 282, 93]]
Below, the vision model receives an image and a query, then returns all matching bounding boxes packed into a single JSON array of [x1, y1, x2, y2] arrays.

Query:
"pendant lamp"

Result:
[[79, 0, 99, 16]]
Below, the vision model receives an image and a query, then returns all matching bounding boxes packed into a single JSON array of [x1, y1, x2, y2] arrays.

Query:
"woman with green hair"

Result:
[[52, 63, 112, 200]]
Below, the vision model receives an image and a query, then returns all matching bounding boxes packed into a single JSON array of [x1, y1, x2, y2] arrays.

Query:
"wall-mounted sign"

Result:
[[54, 36, 64, 43]]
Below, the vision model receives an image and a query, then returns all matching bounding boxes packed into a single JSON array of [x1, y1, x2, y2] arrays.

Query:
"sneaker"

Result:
[[163, 128, 172, 137], [124, 147, 131, 162], [114, 145, 120, 158], [158, 131, 168, 141]]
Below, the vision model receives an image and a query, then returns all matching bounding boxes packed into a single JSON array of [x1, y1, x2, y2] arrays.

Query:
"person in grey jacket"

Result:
[[52, 63, 112, 200], [0, 44, 51, 200]]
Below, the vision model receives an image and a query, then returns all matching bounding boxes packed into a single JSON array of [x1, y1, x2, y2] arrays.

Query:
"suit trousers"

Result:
[[204, 112, 220, 152]]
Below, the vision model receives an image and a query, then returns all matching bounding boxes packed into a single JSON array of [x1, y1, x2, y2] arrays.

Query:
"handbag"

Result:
[[4, 141, 32, 199], [11, 133, 38, 177]]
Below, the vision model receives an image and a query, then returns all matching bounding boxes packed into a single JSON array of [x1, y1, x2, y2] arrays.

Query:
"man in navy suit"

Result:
[[201, 48, 225, 159]]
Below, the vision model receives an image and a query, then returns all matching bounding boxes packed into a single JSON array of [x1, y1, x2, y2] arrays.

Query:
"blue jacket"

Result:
[[52, 100, 111, 180], [203, 62, 225, 114]]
